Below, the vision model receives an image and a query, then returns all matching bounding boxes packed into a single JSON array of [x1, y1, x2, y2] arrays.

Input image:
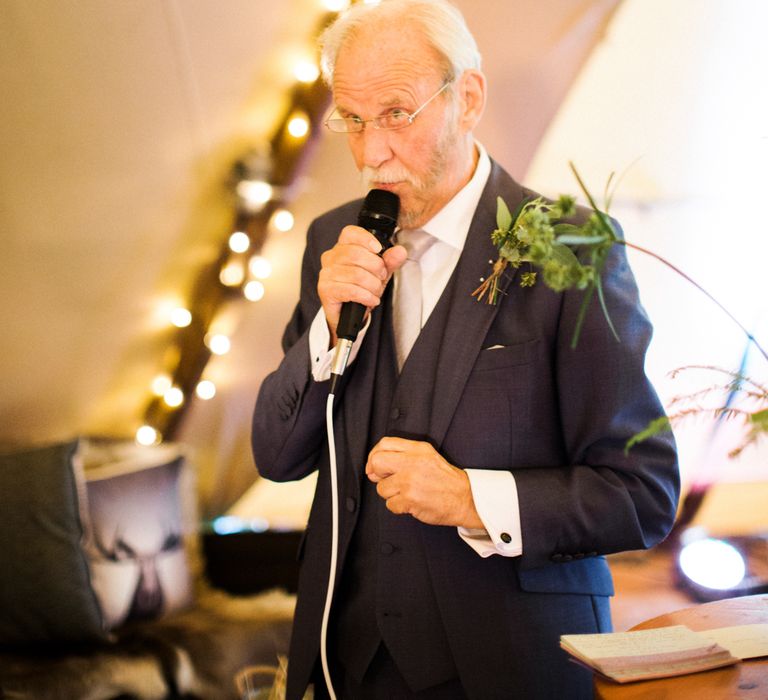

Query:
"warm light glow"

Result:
[[323, 0, 350, 10], [244, 280, 265, 302], [164, 386, 184, 408], [679, 538, 746, 590], [228, 231, 250, 253], [151, 374, 172, 396], [287, 114, 310, 139], [236, 180, 273, 211], [207, 333, 231, 355], [170, 307, 192, 328], [136, 425, 159, 446], [219, 261, 245, 287], [249, 255, 272, 279], [271, 208, 294, 232], [196, 380, 216, 400], [294, 60, 320, 84]]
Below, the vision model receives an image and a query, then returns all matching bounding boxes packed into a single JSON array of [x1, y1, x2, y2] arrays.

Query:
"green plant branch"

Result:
[[567, 160, 768, 365]]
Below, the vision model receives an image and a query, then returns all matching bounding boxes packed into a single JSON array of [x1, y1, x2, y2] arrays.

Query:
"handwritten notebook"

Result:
[[560, 625, 740, 683]]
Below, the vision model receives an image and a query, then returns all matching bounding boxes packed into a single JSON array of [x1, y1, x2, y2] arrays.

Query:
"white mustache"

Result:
[[361, 165, 417, 188]]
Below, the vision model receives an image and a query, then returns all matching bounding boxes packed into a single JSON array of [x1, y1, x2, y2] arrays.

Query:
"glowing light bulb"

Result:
[[249, 255, 272, 279], [136, 425, 159, 446], [236, 180, 273, 212], [244, 280, 265, 302], [294, 61, 320, 84], [228, 231, 250, 253], [196, 380, 216, 400], [271, 209, 294, 232], [220, 261, 245, 287], [207, 333, 231, 355], [151, 374, 172, 396], [679, 538, 746, 590], [287, 115, 310, 138], [170, 307, 192, 328], [164, 386, 184, 408]]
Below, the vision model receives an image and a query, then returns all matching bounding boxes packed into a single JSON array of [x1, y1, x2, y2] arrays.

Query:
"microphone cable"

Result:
[[317, 189, 399, 700], [319, 390, 340, 700]]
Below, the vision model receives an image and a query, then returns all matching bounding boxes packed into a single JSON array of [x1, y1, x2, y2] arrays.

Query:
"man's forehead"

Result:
[[332, 53, 442, 105], [333, 64, 423, 97], [331, 73, 439, 115]]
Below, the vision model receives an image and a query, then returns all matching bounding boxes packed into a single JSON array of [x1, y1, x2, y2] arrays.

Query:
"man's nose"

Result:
[[358, 126, 393, 169]]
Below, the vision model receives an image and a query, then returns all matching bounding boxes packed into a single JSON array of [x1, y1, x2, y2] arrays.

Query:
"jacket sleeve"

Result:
[[513, 223, 680, 571], [251, 219, 333, 482]]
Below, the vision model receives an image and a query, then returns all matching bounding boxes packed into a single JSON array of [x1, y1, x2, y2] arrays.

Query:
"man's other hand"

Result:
[[366, 437, 484, 529]]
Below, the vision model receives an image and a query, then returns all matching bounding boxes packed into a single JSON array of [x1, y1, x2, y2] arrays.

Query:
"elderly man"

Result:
[[252, 1, 679, 698]]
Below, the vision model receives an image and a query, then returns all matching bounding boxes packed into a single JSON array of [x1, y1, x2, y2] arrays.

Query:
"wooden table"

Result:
[[594, 594, 768, 699]]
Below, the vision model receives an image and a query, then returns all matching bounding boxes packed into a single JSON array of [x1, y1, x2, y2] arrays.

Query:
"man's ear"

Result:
[[456, 69, 487, 133]]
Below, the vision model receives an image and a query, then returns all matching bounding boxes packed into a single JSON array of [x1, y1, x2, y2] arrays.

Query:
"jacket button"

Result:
[[390, 407, 403, 420], [380, 542, 394, 555], [587, 551, 598, 557], [345, 497, 356, 513], [573, 552, 585, 560], [561, 554, 573, 562], [551, 553, 563, 562]]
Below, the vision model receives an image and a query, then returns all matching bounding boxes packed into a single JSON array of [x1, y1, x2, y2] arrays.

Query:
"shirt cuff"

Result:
[[458, 469, 522, 558], [308, 308, 371, 382]]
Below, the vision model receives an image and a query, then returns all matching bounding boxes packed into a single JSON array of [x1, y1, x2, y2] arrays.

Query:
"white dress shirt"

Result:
[[308, 143, 522, 558]]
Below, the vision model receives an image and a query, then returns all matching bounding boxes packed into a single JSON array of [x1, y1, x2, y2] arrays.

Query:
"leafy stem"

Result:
[[568, 160, 767, 364]]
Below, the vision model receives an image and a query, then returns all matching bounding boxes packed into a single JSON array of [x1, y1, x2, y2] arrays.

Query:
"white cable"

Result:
[[319, 391, 339, 700]]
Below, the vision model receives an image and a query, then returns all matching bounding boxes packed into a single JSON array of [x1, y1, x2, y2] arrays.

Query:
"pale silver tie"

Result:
[[392, 229, 436, 370]]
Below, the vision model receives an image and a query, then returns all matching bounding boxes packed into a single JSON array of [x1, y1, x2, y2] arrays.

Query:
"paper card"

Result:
[[561, 625, 710, 658], [702, 624, 768, 660]]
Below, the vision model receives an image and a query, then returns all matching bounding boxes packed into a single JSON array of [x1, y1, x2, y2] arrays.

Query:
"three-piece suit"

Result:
[[252, 160, 679, 699]]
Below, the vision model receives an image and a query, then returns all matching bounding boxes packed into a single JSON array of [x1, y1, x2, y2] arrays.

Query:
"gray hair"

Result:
[[319, 0, 482, 86]]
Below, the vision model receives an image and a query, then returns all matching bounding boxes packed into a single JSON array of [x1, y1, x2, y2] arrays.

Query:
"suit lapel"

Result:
[[428, 162, 527, 445]]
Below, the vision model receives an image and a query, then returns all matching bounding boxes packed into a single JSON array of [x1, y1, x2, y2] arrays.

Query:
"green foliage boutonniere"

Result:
[[472, 164, 621, 348]]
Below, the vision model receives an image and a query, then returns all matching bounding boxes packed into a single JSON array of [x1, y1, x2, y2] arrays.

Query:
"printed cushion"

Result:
[[0, 438, 194, 646], [82, 440, 194, 628]]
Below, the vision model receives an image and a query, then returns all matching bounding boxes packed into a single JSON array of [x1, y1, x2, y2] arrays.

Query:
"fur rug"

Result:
[[0, 588, 295, 700]]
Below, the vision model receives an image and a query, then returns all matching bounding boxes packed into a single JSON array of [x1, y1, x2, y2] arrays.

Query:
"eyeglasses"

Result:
[[324, 81, 452, 134]]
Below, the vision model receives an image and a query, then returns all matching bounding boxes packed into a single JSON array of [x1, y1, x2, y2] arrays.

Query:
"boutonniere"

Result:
[[472, 165, 618, 348], [472, 192, 586, 301]]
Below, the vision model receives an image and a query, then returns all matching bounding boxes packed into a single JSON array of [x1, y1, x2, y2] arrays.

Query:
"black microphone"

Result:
[[329, 189, 399, 394]]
